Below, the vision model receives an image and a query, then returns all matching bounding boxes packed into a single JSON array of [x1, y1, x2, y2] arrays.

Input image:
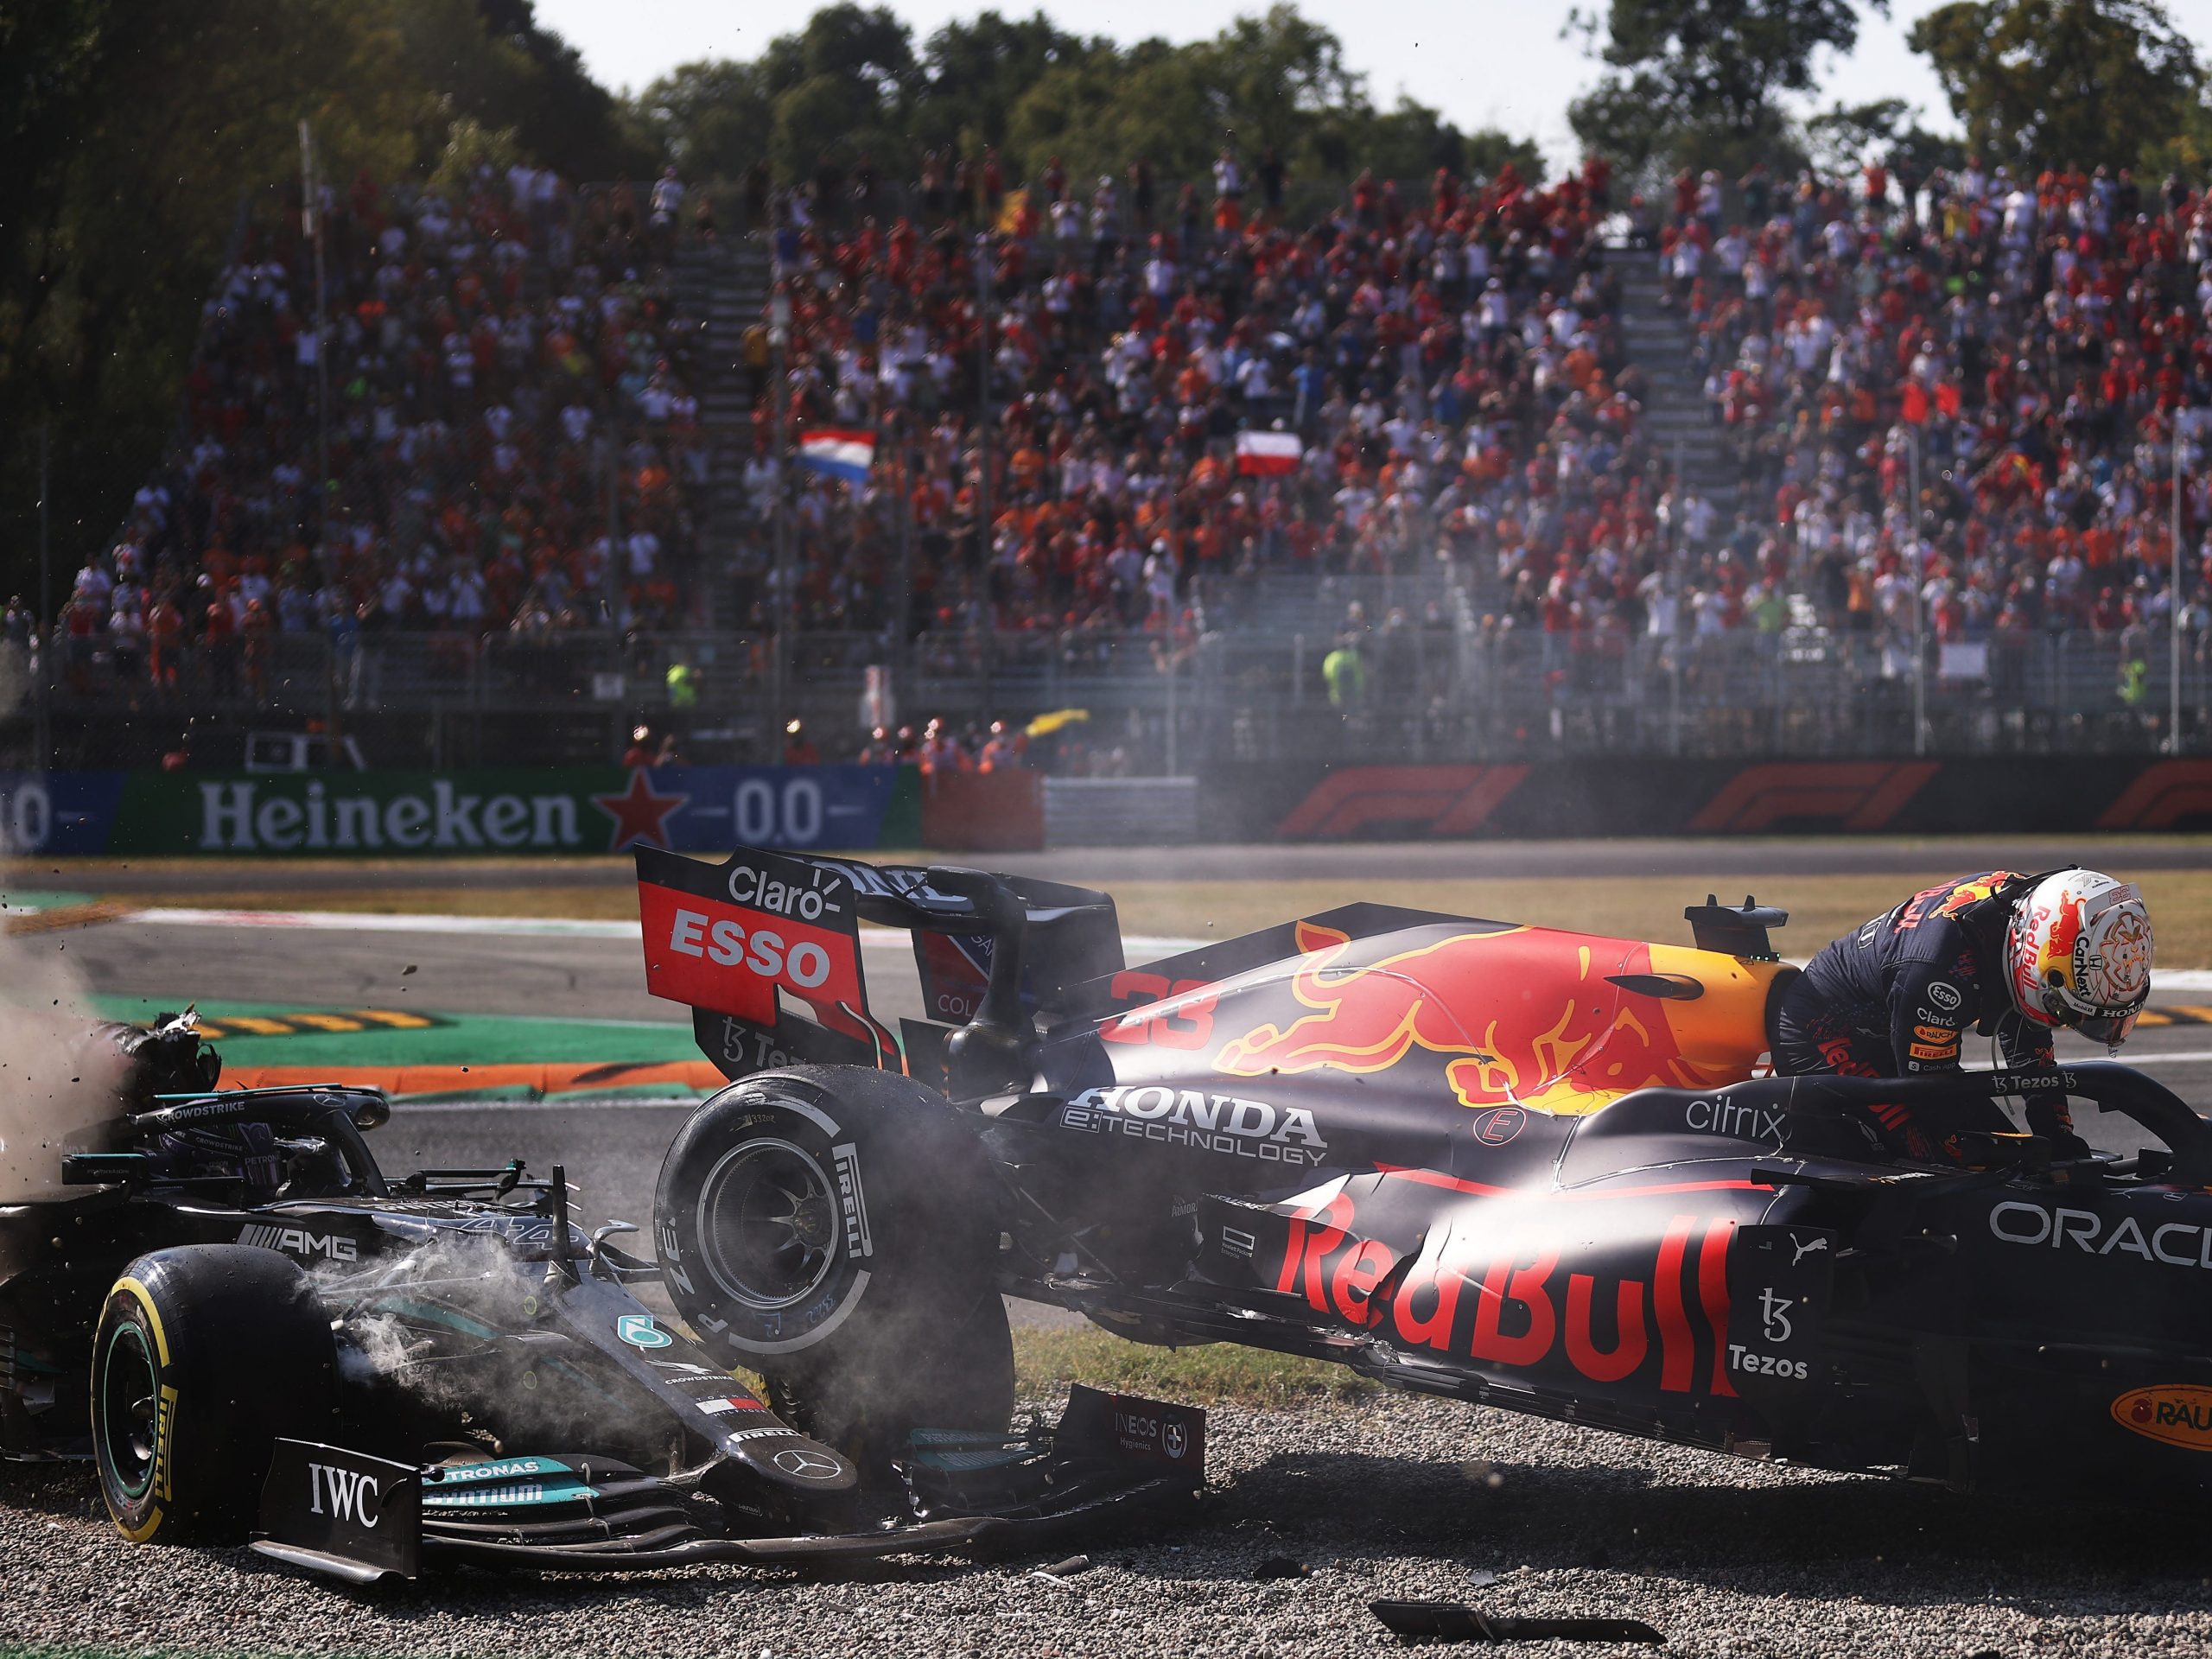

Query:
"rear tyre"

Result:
[[92, 1245, 338, 1544], [655, 1068, 1013, 1461]]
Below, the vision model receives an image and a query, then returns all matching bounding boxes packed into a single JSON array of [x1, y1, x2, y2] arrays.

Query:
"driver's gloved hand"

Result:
[[2040, 1128, 2093, 1162], [2026, 1102, 2092, 1162]]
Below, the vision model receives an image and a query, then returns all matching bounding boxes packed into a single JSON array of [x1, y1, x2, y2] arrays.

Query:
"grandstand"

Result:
[[36, 147, 2212, 771]]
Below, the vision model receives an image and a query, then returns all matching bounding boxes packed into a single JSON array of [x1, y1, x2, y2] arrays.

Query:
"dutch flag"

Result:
[[798, 428, 876, 485]]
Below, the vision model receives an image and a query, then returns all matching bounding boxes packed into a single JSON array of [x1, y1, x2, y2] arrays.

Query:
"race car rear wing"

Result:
[[634, 845, 1123, 1096]]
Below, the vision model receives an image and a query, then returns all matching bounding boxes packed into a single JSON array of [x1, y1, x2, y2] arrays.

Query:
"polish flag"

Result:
[[1235, 430, 1303, 476], [798, 429, 876, 484]]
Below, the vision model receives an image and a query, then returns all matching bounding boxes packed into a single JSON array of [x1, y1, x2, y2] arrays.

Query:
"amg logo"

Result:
[[307, 1463, 382, 1527], [830, 1143, 873, 1259], [238, 1223, 358, 1262]]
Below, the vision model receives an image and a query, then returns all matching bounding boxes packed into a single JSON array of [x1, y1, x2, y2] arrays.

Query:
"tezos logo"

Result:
[[1758, 1287, 1794, 1344], [1727, 1344, 1808, 1381], [1926, 980, 1961, 1011], [2112, 1385, 2212, 1450]]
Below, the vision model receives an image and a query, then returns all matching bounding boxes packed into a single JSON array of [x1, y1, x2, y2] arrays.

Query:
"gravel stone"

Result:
[[9, 1393, 2211, 1657]]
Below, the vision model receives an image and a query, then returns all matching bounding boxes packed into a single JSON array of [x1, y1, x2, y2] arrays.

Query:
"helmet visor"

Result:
[[2074, 1007, 2140, 1047]]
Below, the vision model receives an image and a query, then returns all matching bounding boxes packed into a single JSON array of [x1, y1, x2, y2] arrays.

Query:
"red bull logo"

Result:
[[1272, 1185, 1738, 1397], [1211, 922, 1724, 1113]]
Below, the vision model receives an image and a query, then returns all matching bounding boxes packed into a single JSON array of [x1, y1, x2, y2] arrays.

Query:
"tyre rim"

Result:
[[697, 1138, 841, 1313], [99, 1322, 159, 1501]]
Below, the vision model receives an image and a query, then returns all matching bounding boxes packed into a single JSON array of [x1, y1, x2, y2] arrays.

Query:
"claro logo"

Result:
[[2113, 1385, 2212, 1451], [1987, 1201, 2212, 1268]]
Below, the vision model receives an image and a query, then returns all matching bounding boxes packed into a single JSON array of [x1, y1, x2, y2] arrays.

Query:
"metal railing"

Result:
[[26, 620, 2212, 772]]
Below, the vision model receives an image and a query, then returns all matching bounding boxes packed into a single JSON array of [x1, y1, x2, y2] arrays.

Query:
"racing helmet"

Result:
[[2005, 870, 2153, 1048]]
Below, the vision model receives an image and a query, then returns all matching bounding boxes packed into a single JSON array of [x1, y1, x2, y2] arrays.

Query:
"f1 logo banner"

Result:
[[256, 1439, 419, 1580], [634, 845, 870, 1043], [2094, 762, 2212, 830], [1687, 763, 1939, 833], [1276, 766, 1530, 840]]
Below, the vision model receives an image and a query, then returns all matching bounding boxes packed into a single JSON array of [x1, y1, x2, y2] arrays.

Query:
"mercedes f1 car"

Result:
[[635, 843, 2212, 1513], [0, 1019, 1203, 1581]]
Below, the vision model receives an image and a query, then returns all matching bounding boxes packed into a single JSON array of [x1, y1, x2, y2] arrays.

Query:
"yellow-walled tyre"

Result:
[[92, 1245, 337, 1545]]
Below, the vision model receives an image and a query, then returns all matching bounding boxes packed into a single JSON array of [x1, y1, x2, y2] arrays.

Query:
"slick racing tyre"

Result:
[[92, 1245, 339, 1545], [656, 1067, 1014, 1460]]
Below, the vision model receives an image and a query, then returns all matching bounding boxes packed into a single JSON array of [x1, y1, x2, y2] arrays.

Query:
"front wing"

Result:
[[252, 1387, 1206, 1583]]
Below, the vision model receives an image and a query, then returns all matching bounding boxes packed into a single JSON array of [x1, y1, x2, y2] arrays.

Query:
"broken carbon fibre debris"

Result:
[[1369, 1600, 1663, 1644]]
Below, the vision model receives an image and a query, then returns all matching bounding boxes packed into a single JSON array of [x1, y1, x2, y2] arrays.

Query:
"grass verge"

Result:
[[720, 1325, 1373, 1412], [1011, 1325, 1374, 1408]]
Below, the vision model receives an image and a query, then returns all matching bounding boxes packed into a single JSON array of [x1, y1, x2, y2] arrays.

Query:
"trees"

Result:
[[1568, 0, 1878, 181], [1803, 98, 1964, 182], [0, 0, 649, 605], [629, 3, 1543, 203], [1908, 0, 2204, 173], [631, 60, 777, 180]]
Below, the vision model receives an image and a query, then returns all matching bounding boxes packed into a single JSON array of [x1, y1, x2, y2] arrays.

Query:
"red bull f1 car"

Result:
[[637, 843, 2212, 1513]]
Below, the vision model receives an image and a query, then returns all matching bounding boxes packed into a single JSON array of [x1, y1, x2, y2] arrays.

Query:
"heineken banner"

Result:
[[0, 766, 923, 856]]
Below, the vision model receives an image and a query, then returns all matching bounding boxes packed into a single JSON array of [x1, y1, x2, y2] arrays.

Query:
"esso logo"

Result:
[[666, 908, 832, 988]]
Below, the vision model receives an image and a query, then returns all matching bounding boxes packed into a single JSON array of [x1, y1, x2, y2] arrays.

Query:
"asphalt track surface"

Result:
[[21, 830, 2212, 890], [13, 884, 2212, 1656]]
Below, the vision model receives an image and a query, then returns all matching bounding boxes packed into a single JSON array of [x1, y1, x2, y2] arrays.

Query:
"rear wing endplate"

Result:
[[634, 845, 1122, 1086]]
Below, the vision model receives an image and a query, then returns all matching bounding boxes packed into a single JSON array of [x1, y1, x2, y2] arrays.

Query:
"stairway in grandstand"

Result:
[[677, 233, 771, 628], [1600, 246, 1738, 522]]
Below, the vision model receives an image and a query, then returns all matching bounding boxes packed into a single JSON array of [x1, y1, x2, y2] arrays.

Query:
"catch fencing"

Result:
[[22, 622, 2212, 773]]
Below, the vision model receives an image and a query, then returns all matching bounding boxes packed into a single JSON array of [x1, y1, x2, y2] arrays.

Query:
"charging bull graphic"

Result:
[[1211, 921, 1785, 1114]]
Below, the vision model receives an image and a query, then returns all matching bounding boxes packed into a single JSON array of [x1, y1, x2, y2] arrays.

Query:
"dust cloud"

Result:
[[0, 909, 127, 1205]]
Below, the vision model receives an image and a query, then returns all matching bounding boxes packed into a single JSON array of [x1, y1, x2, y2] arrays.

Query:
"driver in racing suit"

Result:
[[1774, 869, 2154, 1161]]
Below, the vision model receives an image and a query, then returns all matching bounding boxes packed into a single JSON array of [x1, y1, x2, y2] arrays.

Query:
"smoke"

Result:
[[0, 907, 128, 1206], [320, 1230, 655, 1456]]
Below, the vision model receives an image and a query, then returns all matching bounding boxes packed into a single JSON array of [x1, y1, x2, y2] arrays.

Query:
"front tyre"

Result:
[[655, 1068, 1014, 1460], [92, 1245, 338, 1544]]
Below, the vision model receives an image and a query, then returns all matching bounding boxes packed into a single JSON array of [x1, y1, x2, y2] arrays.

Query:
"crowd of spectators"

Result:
[[1650, 156, 2212, 669], [66, 163, 703, 702], [86, 133, 2212, 741], [745, 149, 1644, 665]]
